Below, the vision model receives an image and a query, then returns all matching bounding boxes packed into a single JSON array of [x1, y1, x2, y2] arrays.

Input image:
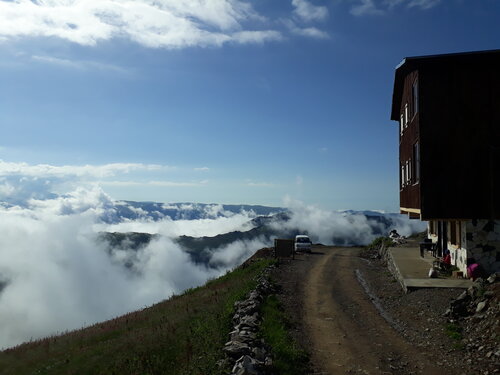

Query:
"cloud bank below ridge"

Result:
[[0, 160, 425, 349]]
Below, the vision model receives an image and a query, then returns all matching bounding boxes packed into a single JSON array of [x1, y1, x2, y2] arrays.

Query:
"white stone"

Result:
[[476, 301, 487, 313], [428, 268, 438, 278]]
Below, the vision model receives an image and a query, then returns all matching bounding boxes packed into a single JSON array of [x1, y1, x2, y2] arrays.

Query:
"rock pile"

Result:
[[446, 274, 498, 318], [221, 266, 277, 375], [445, 273, 500, 373]]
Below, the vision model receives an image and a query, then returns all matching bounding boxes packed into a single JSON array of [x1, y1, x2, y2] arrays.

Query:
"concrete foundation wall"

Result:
[[426, 220, 500, 276], [465, 220, 500, 274]]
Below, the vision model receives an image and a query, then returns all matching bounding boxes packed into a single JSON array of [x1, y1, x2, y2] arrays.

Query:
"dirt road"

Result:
[[289, 247, 454, 375]]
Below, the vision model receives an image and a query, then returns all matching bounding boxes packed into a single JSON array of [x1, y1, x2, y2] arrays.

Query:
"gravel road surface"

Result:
[[272, 246, 466, 375]]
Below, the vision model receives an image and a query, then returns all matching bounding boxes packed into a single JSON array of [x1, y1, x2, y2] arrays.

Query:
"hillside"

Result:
[[0, 257, 274, 374]]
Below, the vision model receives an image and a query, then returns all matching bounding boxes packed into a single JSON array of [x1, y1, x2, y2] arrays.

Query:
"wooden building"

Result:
[[390, 50, 500, 275]]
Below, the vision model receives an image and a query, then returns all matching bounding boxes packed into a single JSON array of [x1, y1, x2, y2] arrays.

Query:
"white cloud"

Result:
[[231, 30, 282, 44], [0, 180, 427, 348], [0, 186, 264, 348], [350, 0, 385, 16], [0, 182, 15, 197], [290, 25, 329, 39], [0, 160, 176, 205], [384, 0, 441, 10], [27, 186, 114, 216], [32, 55, 129, 73], [194, 167, 210, 172], [100, 180, 208, 187], [352, 0, 441, 15], [282, 18, 329, 39], [97, 211, 254, 238], [275, 197, 426, 245], [407, 0, 441, 9], [209, 237, 269, 267], [0, 160, 168, 178], [292, 0, 329, 22], [0, 0, 281, 48], [0, 205, 226, 348]]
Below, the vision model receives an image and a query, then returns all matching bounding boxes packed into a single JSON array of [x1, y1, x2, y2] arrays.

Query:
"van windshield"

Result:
[[296, 237, 310, 243]]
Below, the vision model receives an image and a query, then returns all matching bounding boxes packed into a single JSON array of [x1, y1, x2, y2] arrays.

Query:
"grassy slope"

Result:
[[0, 259, 273, 375]]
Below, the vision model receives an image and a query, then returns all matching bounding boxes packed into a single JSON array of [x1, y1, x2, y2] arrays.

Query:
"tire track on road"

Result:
[[302, 247, 447, 375]]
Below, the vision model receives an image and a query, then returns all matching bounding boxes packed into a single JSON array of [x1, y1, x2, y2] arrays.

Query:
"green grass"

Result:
[[445, 323, 463, 341], [0, 259, 274, 375], [366, 236, 394, 251], [259, 295, 309, 375]]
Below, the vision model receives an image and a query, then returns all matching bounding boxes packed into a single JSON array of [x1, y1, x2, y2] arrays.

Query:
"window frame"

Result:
[[412, 142, 420, 184], [401, 163, 405, 189], [404, 103, 409, 127], [412, 80, 419, 117], [405, 160, 409, 185]]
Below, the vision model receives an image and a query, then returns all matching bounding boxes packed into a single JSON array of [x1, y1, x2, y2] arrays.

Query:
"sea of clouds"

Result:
[[0, 186, 265, 349], [0, 169, 425, 349]]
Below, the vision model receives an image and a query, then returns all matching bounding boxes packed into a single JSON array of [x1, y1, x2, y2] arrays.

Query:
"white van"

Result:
[[295, 235, 312, 253]]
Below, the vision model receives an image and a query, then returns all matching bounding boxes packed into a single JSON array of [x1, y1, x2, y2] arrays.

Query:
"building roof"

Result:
[[390, 49, 500, 121]]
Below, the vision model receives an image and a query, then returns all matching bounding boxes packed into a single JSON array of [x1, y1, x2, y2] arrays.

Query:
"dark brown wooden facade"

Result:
[[391, 50, 500, 221], [398, 70, 420, 213]]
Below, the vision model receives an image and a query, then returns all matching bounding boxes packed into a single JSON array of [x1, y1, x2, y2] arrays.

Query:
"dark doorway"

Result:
[[437, 221, 448, 258]]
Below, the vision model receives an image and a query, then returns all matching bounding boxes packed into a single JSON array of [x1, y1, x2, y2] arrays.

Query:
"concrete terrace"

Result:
[[387, 239, 473, 292]]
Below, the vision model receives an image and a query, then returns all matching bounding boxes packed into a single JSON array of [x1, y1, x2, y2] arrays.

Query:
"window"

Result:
[[400, 114, 404, 135], [408, 158, 412, 183], [401, 164, 405, 188], [404, 103, 409, 126], [458, 222, 462, 248], [412, 80, 419, 115], [449, 221, 456, 245], [405, 160, 409, 184], [450, 221, 461, 247], [412, 142, 420, 183]]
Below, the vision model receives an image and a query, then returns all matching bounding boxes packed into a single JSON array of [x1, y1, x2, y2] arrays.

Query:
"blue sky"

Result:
[[0, 0, 499, 211]]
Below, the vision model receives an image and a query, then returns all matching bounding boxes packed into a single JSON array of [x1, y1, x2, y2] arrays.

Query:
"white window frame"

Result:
[[413, 142, 420, 183], [405, 160, 409, 184], [412, 81, 419, 115], [404, 103, 409, 127], [401, 164, 405, 189], [408, 158, 412, 184]]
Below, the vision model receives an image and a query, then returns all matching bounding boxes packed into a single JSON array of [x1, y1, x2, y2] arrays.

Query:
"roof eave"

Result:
[[390, 59, 407, 121]]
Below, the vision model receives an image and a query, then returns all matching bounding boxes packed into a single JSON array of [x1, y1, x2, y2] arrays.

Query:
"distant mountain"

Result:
[[341, 210, 388, 217], [97, 211, 294, 269], [98, 209, 420, 270], [99, 231, 158, 250], [101, 201, 284, 223]]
